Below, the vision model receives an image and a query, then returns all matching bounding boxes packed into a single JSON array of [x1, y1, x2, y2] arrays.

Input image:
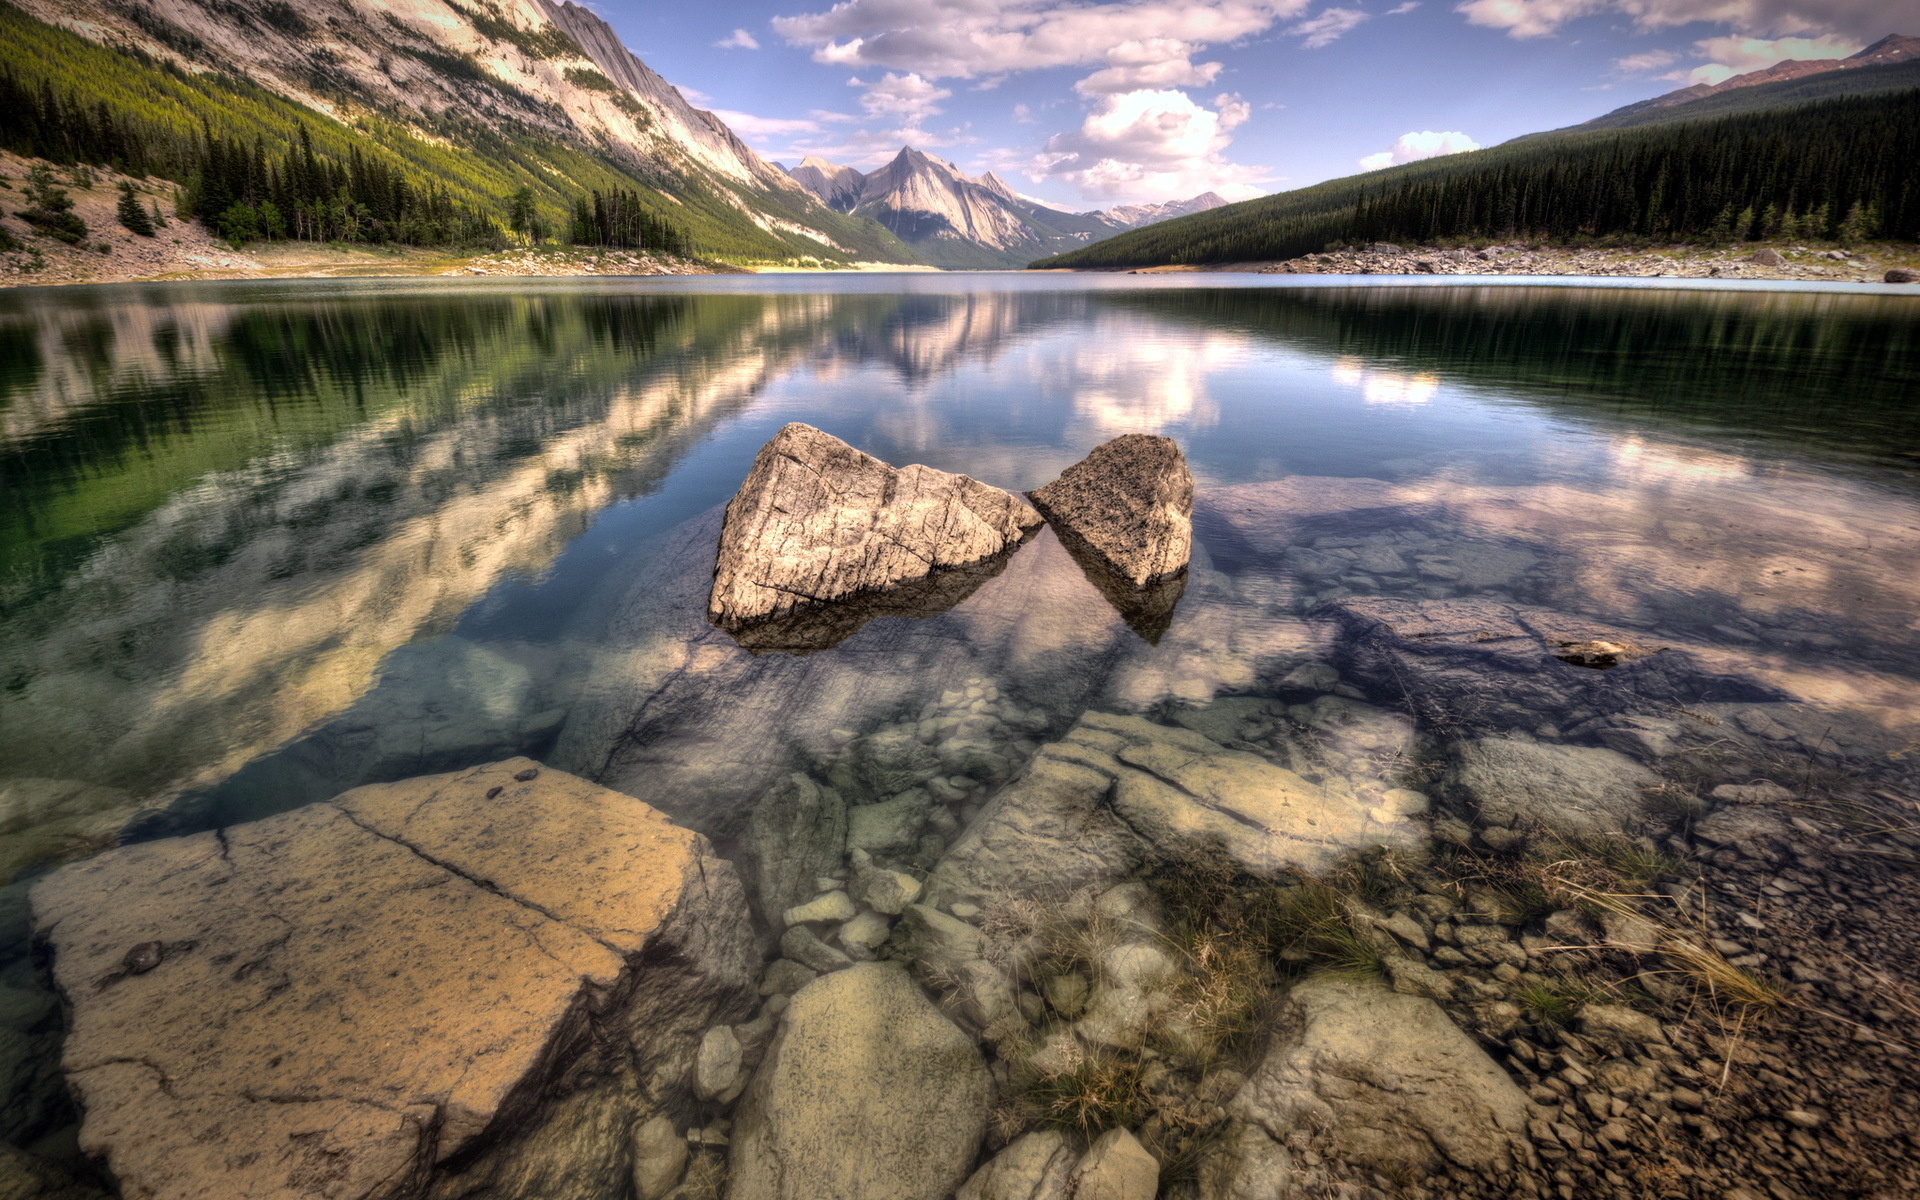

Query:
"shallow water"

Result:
[[3, 274, 1920, 1184]]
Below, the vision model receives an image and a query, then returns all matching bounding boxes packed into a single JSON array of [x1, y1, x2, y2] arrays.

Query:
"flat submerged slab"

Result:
[[30, 759, 732, 1200]]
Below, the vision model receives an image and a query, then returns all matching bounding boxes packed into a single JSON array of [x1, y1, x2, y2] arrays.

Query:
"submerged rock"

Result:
[[745, 772, 848, 917], [31, 759, 756, 1200], [1029, 435, 1194, 640], [956, 1129, 1077, 1200], [707, 423, 1042, 652], [1447, 737, 1660, 842], [729, 961, 989, 1200], [1227, 976, 1532, 1179], [929, 710, 1418, 905]]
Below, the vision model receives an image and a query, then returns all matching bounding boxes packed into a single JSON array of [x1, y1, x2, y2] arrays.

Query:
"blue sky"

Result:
[[592, 0, 1912, 208]]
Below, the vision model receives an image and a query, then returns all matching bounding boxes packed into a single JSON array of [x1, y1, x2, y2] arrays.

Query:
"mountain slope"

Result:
[[1585, 34, 1920, 128], [784, 148, 1221, 268], [1032, 85, 1920, 269], [0, 0, 918, 264]]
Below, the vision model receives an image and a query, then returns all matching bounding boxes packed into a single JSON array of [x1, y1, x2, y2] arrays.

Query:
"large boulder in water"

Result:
[[707, 423, 1042, 652], [1029, 436, 1193, 638], [1223, 976, 1532, 1182], [30, 759, 756, 1200], [728, 961, 989, 1200], [1446, 737, 1661, 843]]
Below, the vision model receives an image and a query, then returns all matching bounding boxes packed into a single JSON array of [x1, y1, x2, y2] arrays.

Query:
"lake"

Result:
[[3, 273, 1919, 1199]]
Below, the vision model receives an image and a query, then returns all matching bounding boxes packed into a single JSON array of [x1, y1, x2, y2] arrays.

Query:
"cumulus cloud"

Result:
[[1289, 7, 1370, 46], [772, 0, 1310, 81], [1456, 0, 1908, 42], [1613, 48, 1678, 71], [1074, 38, 1224, 94], [711, 110, 822, 139], [715, 28, 761, 50], [1680, 33, 1862, 82], [1030, 88, 1272, 201], [854, 71, 954, 122], [1357, 129, 1481, 171]]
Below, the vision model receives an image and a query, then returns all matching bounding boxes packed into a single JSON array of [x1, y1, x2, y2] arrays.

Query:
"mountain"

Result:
[[1102, 193, 1230, 227], [0, 0, 917, 264], [1590, 34, 1920, 125], [1032, 80, 1920, 269], [783, 148, 1226, 267]]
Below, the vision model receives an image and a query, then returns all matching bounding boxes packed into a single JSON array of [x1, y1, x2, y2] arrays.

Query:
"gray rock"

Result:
[[746, 773, 847, 916], [1447, 738, 1660, 842], [1067, 1128, 1158, 1200], [707, 424, 1041, 649], [694, 1026, 743, 1101], [1887, 267, 1920, 284], [892, 904, 988, 977], [956, 1129, 1077, 1200], [1708, 781, 1793, 805], [1693, 806, 1790, 847], [848, 859, 922, 915], [631, 1114, 687, 1200], [1385, 955, 1454, 1001], [837, 910, 893, 952], [30, 759, 755, 1200], [1577, 1004, 1666, 1050], [759, 959, 818, 996], [1028, 434, 1193, 589], [729, 962, 989, 1200], [929, 711, 1418, 906], [847, 791, 931, 854], [784, 890, 857, 927], [780, 925, 854, 974], [1195, 1121, 1295, 1200], [1230, 977, 1532, 1176], [1750, 248, 1786, 267]]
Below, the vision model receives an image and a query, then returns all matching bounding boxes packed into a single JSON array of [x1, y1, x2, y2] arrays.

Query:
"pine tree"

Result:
[[116, 180, 155, 235]]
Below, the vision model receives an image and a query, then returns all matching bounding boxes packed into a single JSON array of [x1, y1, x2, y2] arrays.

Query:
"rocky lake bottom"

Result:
[[0, 277, 1917, 1200]]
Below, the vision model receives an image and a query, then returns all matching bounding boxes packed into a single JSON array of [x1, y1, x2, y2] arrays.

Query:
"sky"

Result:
[[591, 0, 1918, 209]]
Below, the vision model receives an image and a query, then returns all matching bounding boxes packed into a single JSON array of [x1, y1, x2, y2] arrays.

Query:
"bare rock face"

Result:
[[1028, 434, 1193, 602], [707, 423, 1042, 652], [30, 759, 756, 1200]]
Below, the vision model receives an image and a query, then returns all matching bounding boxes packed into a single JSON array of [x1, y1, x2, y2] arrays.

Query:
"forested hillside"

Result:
[[1034, 88, 1920, 269], [0, 1, 914, 263]]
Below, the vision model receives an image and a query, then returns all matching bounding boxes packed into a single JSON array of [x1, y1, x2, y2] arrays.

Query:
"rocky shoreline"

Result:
[[1121, 241, 1920, 285]]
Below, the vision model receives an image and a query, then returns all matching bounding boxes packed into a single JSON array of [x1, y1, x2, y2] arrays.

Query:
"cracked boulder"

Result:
[[707, 423, 1042, 652], [1028, 435, 1193, 639], [929, 710, 1419, 907], [30, 758, 756, 1200]]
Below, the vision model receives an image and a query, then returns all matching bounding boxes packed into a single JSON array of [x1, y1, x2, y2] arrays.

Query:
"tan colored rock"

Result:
[[729, 962, 989, 1200], [955, 1129, 1076, 1200], [707, 423, 1041, 649], [31, 759, 756, 1200], [1230, 977, 1532, 1176], [1067, 1128, 1159, 1200]]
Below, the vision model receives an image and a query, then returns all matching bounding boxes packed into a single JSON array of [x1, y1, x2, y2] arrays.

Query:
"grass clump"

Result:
[[1026, 1049, 1154, 1138]]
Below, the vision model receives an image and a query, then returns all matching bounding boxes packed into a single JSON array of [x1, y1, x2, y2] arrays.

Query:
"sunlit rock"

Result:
[[707, 423, 1042, 652], [729, 961, 989, 1200], [1029, 434, 1193, 640], [31, 759, 756, 1200], [1446, 737, 1661, 842]]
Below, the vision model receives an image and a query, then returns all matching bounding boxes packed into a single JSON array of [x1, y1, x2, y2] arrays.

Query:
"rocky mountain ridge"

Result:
[[2, 0, 910, 263], [1592, 33, 1920, 122], [784, 148, 1226, 269]]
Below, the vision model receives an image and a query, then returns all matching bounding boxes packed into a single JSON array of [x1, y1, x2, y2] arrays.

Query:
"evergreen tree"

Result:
[[116, 180, 155, 235], [19, 163, 87, 243]]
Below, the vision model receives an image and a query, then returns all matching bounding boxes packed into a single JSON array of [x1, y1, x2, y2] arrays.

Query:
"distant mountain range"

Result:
[[783, 148, 1226, 268]]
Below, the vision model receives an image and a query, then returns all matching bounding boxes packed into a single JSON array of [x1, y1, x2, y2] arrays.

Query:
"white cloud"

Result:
[[711, 110, 823, 139], [1612, 48, 1677, 71], [673, 81, 714, 105], [772, 0, 1311, 83], [1386, 1, 1421, 11], [1357, 129, 1481, 171], [1013, 102, 1037, 122], [1074, 38, 1224, 94], [853, 71, 954, 126], [1029, 88, 1272, 201], [1455, 0, 1907, 42], [1289, 6, 1370, 46], [1681, 33, 1861, 83], [715, 28, 761, 50]]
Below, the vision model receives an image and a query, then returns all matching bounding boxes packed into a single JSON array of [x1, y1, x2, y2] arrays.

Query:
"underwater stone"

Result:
[[746, 773, 847, 918], [729, 962, 989, 1200], [30, 758, 755, 1200], [956, 1129, 1077, 1200], [1447, 738, 1660, 842], [707, 424, 1041, 646]]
